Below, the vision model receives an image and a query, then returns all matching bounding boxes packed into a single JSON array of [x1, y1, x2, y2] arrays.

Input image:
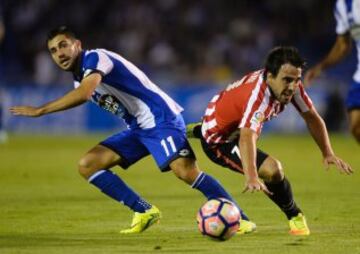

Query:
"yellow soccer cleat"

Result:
[[120, 206, 161, 234], [237, 220, 257, 235], [289, 213, 310, 236]]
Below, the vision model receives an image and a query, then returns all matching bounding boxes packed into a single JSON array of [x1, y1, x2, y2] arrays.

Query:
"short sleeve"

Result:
[[83, 50, 114, 77], [334, 0, 350, 35], [291, 83, 313, 113], [237, 81, 268, 134]]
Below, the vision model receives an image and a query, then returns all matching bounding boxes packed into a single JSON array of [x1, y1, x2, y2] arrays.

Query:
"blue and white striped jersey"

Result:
[[73, 49, 183, 129], [335, 0, 360, 82]]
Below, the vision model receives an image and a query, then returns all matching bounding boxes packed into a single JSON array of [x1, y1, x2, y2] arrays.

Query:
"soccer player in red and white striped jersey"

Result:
[[202, 69, 312, 144], [188, 46, 353, 236]]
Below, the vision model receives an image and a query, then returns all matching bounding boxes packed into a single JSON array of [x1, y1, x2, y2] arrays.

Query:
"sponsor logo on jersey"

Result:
[[98, 94, 125, 117]]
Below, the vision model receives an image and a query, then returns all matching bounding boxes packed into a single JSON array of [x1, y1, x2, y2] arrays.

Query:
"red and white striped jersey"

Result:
[[201, 69, 313, 144]]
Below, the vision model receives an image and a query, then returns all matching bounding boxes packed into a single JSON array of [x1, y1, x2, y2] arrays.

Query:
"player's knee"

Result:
[[78, 157, 97, 179], [258, 157, 284, 183], [170, 158, 199, 184]]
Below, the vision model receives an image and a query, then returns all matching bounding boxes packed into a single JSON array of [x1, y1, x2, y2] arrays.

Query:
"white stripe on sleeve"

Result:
[[239, 75, 263, 128]]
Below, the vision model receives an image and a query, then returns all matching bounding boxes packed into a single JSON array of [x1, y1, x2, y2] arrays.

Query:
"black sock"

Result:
[[264, 177, 301, 220], [193, 124, 202, 139]]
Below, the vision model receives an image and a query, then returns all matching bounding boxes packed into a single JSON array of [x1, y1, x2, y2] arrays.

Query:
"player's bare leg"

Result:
[[349, 109, 360, 143], [170, 157, 243, 207], [79, 144, 160, 234], [259, 156, 310, 235], [169, 157, 200, 184], [78, 145, 122, 179]]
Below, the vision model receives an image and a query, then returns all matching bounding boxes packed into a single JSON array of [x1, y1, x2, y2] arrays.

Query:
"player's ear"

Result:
[[75, 39, 82, 50], [266, 71, 274, 81]]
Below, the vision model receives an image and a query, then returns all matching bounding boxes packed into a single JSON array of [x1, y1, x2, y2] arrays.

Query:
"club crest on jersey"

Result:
[[251, 111, 265, 125]]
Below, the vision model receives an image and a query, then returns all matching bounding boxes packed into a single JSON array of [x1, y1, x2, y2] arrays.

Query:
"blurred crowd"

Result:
[[1, 0, 337, 86]]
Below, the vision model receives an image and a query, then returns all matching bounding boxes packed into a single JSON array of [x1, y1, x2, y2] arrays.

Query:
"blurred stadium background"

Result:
[[0, 0, 356, 135], [1, 2, 359, 254]]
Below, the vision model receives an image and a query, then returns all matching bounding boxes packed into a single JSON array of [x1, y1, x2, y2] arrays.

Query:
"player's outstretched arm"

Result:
[[301, 108, 353, 175], [10, 73, 101, 117], [239, 128, 272, 195], [304, 34, 352, 86]]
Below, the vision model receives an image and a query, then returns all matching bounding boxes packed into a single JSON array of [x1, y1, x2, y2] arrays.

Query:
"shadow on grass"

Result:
[[284, 238, 308, 246]]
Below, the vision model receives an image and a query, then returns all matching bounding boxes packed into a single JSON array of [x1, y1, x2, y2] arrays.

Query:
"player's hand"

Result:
[[323, 154, 353, 175], [242, 177, 273, 195], [304, 65, 322, 87], [9, 106, 43, 117]]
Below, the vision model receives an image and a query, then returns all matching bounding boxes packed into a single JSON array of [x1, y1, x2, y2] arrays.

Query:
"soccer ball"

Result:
[[197, 198, 240, 241]]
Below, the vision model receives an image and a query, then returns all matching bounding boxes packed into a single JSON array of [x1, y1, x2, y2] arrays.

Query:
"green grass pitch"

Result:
[[0, 134, 359, 254]]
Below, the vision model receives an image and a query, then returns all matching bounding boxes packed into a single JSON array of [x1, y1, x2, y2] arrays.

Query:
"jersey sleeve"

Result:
[[334, 0, 349, 35], [238, 109, 265, 135], [291, 83, 313, 113], [237, 81, 268, 134], [83, 50, 114, 78], [73, 80, 80, 89]]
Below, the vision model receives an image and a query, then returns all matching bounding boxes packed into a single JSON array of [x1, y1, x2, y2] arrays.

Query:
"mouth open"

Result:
[[60, 58, 70, 67]]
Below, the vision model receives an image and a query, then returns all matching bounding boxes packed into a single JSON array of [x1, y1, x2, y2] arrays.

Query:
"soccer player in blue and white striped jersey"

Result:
[[305, 0, 360, 143], [10, 26, 255, 234]]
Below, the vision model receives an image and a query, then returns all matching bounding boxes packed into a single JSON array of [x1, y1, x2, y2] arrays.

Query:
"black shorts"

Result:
[[200, 137, 268, 174]]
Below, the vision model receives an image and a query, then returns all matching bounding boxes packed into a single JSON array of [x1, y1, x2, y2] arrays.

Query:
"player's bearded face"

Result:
[[48, 35, 81, 71], [267, 64, 302, 104]]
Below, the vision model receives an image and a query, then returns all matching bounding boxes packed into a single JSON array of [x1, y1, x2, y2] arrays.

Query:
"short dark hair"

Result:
[[47, 26, 77, 43], [264, 46, 306, 79]]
